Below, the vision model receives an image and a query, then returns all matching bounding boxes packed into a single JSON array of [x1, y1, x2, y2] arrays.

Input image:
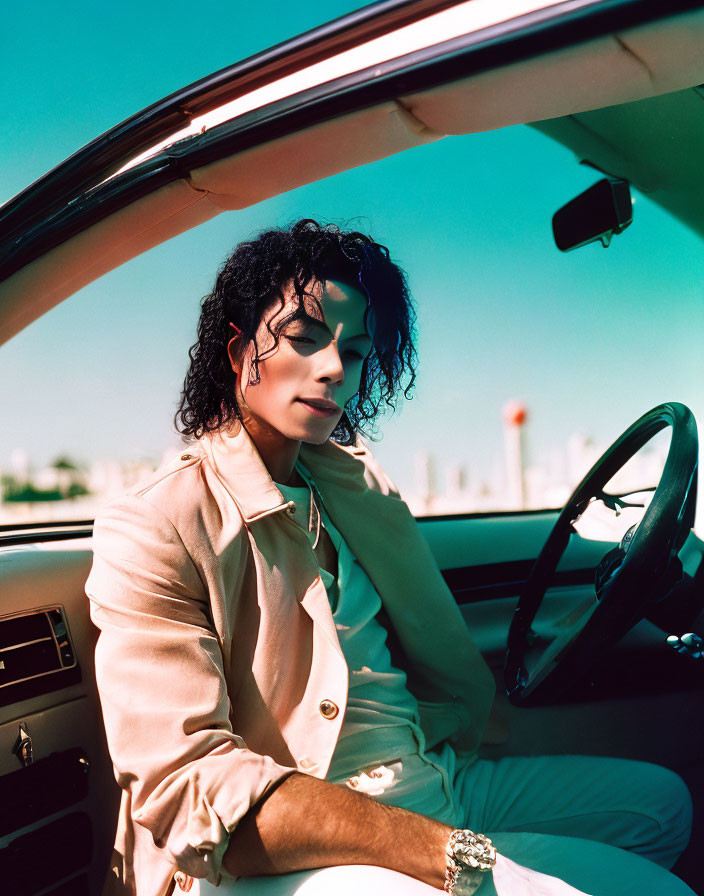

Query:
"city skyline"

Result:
[[0, 405, 672, 529]]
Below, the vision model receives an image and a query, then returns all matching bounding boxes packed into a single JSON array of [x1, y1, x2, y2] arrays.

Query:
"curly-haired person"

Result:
[[86, 220, 693, 896]]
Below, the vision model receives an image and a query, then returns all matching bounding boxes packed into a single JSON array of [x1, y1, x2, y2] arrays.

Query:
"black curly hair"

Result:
[[174, 218, 418, 446]]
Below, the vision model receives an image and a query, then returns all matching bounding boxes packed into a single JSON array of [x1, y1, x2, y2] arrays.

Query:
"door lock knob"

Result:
[[13, 722, 33, 767]]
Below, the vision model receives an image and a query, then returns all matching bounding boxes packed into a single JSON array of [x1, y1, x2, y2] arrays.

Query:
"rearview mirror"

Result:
[[552, 178, 633, 251]]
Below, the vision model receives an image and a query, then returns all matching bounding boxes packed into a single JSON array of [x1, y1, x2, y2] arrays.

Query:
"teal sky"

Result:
[[2, 0, 703, 501]]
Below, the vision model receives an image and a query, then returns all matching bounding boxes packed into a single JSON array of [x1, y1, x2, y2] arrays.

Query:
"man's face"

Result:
[[230, 278, 373, 445]]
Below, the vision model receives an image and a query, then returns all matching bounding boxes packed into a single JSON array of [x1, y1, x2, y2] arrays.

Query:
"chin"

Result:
[[301, 428, 336, 446], [300, 420, 340, 444], [280, 421, 336, 445]]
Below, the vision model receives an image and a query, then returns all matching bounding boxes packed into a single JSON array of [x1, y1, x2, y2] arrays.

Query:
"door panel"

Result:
[[417, 510, 610, 570], [0, 541, 118, 896], [414, 513, 704, 772]]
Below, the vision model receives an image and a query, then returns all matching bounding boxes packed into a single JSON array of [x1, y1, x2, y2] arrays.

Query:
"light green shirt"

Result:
[[277, 461, 459, 824]]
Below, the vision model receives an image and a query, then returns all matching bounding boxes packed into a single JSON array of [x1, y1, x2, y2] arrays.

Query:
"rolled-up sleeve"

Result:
[[86, 494, 296, 884]]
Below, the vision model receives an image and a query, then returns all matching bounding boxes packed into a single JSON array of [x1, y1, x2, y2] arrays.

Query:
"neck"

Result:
[[239, 419, 302, 486]]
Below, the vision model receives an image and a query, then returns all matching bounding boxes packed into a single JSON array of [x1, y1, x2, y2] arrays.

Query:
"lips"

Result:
[[297, 398, 340, 417], [299, 398, 340, 411]]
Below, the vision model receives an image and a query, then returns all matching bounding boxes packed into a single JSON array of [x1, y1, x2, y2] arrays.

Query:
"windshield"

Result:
[[1, 121, 702, 528]]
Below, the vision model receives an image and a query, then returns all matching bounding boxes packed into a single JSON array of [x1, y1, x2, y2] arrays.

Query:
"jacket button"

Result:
[[319, 699, 339, 720], [180, 454, 194, 461]]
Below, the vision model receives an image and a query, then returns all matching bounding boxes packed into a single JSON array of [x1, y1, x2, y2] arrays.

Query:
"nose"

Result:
[[317, 338, 344, 385]]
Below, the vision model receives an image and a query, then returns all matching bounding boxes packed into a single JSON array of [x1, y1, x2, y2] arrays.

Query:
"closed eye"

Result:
[[287, 335, 366, 361]]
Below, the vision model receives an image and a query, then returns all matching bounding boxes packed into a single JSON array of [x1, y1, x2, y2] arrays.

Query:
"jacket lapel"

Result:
[[200, 423, 292, 522], [199, 423, 495, 751], [299, 439, 496, 751]]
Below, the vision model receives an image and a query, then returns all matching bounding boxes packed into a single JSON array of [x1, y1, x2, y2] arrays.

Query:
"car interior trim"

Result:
[[0, 810, 93, 893], [0, 0, 463, 248], [2, 0, 702, 293], [443, 560, 596, 603], [107, 0, 578, 182], [0, 747, 90, 837]]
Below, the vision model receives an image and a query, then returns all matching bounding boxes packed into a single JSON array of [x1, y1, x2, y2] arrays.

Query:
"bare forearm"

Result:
[[223, 771, 451, 886]]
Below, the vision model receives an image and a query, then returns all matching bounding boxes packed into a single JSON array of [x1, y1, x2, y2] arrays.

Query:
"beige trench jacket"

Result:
[[86, 423, 495, 896]]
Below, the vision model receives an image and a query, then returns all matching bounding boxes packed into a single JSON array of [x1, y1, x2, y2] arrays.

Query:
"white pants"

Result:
[[198, 753, 694, 895]]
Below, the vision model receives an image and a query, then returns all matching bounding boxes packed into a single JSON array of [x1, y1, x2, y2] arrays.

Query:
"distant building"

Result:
[[502, 400, 527, 509], [9, 449, 30, 483]]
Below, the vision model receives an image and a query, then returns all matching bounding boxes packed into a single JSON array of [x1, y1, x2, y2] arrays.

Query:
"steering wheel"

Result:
[[505, 402, 698, 706]]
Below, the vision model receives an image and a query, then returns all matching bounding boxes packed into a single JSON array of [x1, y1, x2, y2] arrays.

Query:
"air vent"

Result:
[[0, 607, 76, 690]]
